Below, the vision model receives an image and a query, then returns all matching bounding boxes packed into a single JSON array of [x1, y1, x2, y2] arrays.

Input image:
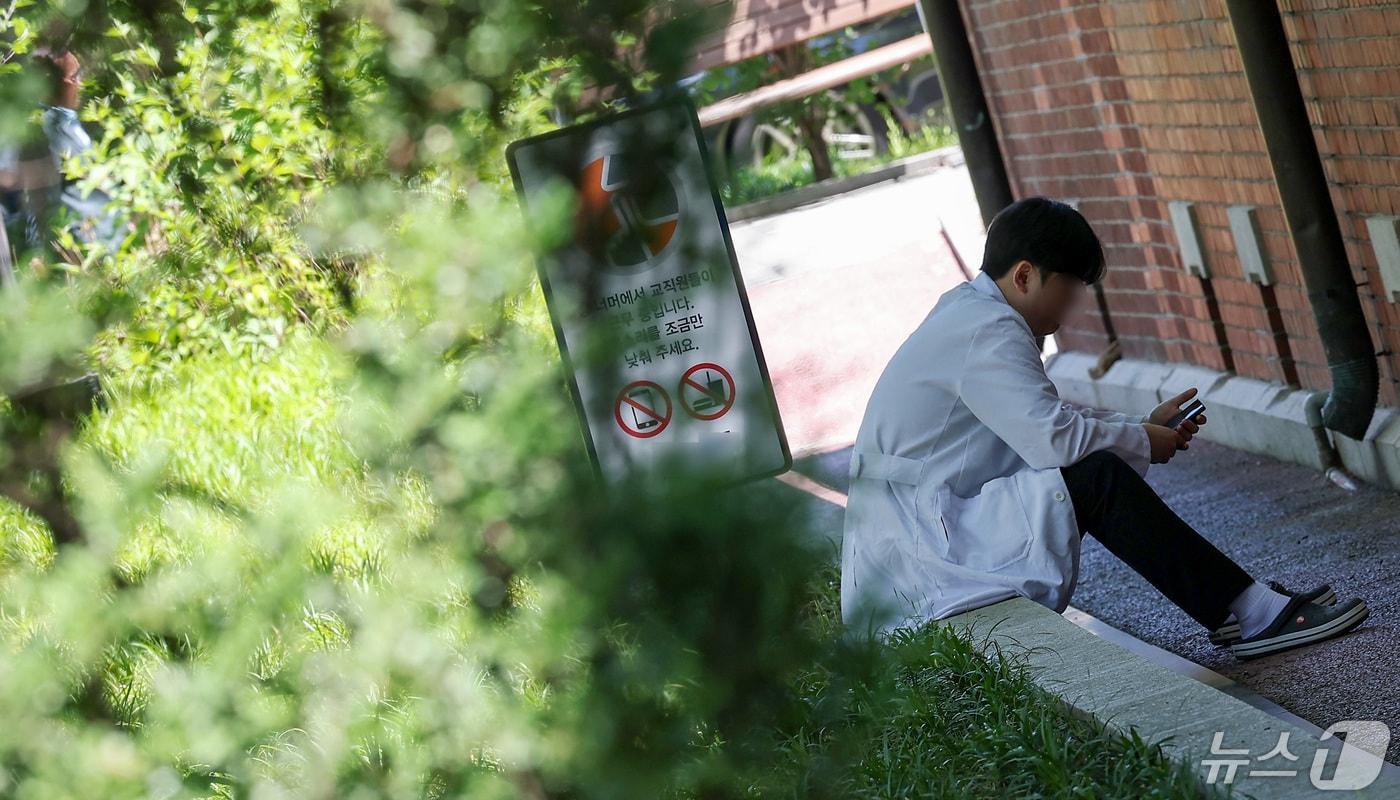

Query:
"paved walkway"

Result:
[[734, 163, 1043, 458]]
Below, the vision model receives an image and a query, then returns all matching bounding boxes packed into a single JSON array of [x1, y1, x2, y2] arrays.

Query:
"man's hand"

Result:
[[1149, 386, 1208, 438], [1145, 423, 1188, 464]]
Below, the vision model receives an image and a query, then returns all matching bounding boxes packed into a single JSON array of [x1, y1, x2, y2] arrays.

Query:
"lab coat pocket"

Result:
[[917, 473, 1035, 572]]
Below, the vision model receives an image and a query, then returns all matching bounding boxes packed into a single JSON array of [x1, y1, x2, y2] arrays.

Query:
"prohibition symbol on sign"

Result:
[[615, 380, 672, 438], [679, 362, 736, 421]]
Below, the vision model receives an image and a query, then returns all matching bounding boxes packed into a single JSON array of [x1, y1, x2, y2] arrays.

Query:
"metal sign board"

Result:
[[506, 93, 791, 487]]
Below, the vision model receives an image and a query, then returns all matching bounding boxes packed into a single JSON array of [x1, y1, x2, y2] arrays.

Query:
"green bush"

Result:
[[0, 3, 856, 797]]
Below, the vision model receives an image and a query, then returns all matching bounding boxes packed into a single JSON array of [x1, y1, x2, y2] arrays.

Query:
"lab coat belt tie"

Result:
[[848, 451, 923, 485]]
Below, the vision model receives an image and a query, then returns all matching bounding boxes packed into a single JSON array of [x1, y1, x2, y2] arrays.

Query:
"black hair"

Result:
[[979, 196, 1106, 285]]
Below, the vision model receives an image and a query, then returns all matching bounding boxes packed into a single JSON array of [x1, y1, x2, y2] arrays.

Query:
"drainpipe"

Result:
[[1225, 0, 1379, 442], [1305, 391, 1362, 491]]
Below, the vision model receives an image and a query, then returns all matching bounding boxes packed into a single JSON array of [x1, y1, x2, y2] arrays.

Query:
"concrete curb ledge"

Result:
[[941, 597, 1400, 797], [1045, 350, 1400, 491], [724, 145, 964, 223]]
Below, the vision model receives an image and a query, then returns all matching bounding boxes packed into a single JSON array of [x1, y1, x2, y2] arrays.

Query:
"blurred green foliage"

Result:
[[0, 1, 1214, 798], [0, 1, 864, 796]]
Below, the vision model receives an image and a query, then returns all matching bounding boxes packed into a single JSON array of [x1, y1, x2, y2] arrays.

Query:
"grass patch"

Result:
[[719, 118, 960, 208], [761, 563, 1225, 798], [0, 334, 435, 734], [72, 331, 434, 587], [0, 498, 55, 575]]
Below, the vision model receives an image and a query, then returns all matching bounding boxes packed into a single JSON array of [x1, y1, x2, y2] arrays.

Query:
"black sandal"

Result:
[[1230, 594, 1369, 661], [1208, 581, 1336, 645]]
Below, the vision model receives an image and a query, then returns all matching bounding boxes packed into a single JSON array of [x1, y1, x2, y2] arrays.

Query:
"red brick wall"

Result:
[[960, 0, 1400, 407]]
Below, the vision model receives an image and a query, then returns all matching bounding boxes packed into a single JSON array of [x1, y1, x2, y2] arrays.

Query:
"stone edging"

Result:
[[940, 597, 1399, 797]]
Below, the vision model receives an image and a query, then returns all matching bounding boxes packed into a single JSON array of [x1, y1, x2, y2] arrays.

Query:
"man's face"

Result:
[[999, 260, 1089, 337]]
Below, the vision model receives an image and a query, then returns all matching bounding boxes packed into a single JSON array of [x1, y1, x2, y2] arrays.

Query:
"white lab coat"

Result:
[[840, 270, 1153, 640]]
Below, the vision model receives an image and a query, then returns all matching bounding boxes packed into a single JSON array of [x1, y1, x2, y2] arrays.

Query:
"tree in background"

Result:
[[691, 31, 902, 184]]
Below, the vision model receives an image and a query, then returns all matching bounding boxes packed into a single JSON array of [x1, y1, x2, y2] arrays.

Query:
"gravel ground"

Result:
[[1067, 436, 1400, 766]]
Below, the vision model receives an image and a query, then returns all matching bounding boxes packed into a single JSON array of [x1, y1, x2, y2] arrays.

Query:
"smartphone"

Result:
[[1165, 398, 1206, 430]]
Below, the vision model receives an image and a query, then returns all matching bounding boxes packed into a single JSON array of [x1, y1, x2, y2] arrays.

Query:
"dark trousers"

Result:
[[1059, 450, 1255, 630]]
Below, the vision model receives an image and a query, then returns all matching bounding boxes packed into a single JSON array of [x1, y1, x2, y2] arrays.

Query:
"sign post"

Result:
[[506, 93, 790, 488]]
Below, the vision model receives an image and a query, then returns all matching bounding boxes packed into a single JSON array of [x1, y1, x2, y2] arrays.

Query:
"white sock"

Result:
[[1228, 581, 1292, 639]]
